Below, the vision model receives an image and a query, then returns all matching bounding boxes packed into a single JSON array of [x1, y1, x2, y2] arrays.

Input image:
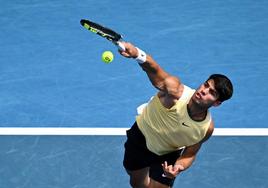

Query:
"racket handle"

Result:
[[116, 41, 126, 51]]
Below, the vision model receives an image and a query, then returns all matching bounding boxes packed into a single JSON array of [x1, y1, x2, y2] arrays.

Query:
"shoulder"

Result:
[[163, 76, 181, 90], [160, 76, 184, 98]]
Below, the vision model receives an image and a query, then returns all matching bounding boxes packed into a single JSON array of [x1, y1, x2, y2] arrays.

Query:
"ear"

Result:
[[212, 100, 222, 107]]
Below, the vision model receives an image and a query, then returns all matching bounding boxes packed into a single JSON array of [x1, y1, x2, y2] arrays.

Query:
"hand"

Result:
[[118, 42, 139, 58], [162, 161, 185, 179]]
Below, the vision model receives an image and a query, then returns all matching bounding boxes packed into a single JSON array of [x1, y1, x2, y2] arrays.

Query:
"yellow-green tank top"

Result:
[[136, 85, 211, 155]]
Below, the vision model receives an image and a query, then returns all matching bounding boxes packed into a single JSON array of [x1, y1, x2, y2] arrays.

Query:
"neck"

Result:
[[187, 100, 208, 122]]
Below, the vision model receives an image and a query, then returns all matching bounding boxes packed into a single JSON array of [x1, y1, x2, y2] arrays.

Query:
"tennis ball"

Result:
[[102, 51, 114, 63]]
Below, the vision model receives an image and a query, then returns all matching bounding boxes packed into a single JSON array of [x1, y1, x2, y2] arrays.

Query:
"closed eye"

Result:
[[204, 81, 218, 97], [209, 89, 217, 97], [204, 81, 209, 88]]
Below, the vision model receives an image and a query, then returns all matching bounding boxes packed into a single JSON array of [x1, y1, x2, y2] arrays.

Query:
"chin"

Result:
[[192, 97, 201, 105]]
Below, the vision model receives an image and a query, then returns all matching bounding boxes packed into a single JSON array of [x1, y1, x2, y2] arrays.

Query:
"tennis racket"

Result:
[[80, 19, 125, 51]]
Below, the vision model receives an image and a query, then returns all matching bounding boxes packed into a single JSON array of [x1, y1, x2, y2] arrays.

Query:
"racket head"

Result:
[[80, 19, 122, 42]]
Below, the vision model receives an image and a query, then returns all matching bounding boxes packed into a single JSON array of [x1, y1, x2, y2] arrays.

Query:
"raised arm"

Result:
[[119, 42, 183, 96]]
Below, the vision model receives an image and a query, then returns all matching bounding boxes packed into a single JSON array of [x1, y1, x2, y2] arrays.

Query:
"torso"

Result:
[[136, 85, 212, 155]]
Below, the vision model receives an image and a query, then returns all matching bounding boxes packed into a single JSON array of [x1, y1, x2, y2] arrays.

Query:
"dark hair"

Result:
[[207, 74, 233, 102]]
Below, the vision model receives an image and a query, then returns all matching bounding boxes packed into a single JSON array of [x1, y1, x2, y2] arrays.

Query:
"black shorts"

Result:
[[123, 122, 183, 187]]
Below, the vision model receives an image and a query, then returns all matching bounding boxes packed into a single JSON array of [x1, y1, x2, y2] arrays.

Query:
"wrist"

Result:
[[135, 47, 147, 64]]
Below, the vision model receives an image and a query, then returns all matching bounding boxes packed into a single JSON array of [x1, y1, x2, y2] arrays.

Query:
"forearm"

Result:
[[175, 143, 201, 171], [139, 54, 159, 74], [119, 42, 169, 90], [139, 54, 168, 89], [162, 153, 196, 179]]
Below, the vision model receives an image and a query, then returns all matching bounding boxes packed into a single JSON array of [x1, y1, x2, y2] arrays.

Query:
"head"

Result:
[[192, 74, 233, 108], [207, 74, 233, 102]]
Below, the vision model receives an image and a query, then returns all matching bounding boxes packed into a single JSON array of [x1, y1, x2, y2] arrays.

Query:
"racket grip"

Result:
[[117, 41, 126, 51]]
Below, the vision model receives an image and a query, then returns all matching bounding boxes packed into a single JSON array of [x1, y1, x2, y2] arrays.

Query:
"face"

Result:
[[192, 79, 221, 108]]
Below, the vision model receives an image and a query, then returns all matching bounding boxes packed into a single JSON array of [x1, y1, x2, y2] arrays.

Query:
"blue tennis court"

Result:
[[1, 136, 267, 188], [1, 0, 268, 187]]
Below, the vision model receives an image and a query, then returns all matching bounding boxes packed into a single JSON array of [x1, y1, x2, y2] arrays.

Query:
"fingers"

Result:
[[162, 161, 169, 178], [174, 164, 185, 171], [118, 42, 138, 58], [162, 161, 172, 173], [118, 50, 131, 58], [162, 161, 184, 179], [162, 161, 168, 169], [162, 161, 174, 178], [162, 161, 175, 172]]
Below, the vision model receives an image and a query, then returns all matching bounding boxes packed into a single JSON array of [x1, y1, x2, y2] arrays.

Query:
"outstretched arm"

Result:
[[119, 42, 182, 94]]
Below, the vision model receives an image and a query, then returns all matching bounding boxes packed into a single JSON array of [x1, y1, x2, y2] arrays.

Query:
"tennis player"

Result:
[[119, 42, 233, 188]]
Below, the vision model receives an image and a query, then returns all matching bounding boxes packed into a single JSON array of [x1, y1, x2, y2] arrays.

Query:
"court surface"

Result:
[[1, 0, 268, 187]]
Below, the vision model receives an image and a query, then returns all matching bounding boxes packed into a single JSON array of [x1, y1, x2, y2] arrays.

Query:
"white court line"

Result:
[[0, 128, 268, 136]]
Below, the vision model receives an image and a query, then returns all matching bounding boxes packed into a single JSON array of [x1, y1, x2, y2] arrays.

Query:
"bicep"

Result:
[[140, 55, 180, 90], [140, 57, 169, 88], [157, 76, 183, 99], [140, 56, 182, 96]]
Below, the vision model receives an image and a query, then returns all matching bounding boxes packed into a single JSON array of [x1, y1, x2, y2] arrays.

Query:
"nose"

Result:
[[200, 88, 208, 96]]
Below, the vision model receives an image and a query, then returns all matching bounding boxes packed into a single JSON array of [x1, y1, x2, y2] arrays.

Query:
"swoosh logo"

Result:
[[182, 122, 190, 127]]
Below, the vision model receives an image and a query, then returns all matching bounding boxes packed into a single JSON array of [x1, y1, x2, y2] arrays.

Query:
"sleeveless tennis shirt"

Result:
[[136, 85, 211, 155]]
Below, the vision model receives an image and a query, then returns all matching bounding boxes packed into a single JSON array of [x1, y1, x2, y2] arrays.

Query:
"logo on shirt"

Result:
[[182, 122, 190, 127]]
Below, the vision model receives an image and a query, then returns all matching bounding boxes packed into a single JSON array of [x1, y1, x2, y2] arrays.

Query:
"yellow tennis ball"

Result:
[[102, 51, 114, 63]]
